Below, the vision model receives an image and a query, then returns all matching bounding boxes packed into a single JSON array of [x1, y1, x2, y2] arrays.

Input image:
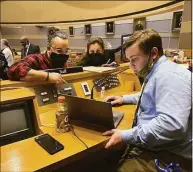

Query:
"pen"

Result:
[[106, 59, 111, 64]]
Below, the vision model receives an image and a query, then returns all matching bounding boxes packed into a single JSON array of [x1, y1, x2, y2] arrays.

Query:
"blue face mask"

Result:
[[50, 52, 69, 68]]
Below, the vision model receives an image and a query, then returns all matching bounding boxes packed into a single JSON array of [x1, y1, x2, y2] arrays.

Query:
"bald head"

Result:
[[20, 36, 29, 46]]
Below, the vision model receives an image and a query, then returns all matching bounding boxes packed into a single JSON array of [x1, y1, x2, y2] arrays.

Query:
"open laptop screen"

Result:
[[65, 96, 115, 130]]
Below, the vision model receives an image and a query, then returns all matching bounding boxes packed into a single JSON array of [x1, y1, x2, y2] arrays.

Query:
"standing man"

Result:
[[1, 39, 14, 67], [104, 29, 192, 172], [20, 36, 40, 58]]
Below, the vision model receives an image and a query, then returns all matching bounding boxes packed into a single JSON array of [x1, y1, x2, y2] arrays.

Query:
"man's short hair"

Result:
[[123, 29, 164, 56]]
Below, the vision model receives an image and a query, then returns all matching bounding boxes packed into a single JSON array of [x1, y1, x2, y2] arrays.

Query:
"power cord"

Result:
[[69, 123, 89, 149], [42, 122, 89, 149]]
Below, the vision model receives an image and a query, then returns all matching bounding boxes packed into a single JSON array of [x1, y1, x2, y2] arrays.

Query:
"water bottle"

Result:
[[56, 96, 70, 133], [101, 86, 105, 99]]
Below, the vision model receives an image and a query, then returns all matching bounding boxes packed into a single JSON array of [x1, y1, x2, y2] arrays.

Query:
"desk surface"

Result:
[[0, 104, 136, 172], [0, 88, 35, 104], [0, 63, 130, 89]]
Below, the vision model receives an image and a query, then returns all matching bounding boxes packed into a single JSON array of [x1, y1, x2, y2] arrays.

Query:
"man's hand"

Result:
[[105, 96, 124, 106], [49, 72, 65, 86], [103, 129, 123, 149]]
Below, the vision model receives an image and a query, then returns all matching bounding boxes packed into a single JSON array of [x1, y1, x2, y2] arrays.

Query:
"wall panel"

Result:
[[146, 20, 172, 32], [1, 8, 184, 52]]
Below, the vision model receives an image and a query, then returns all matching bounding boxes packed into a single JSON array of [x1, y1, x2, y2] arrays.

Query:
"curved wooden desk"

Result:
[[1, 104, 136, 172], [0, 63, 141, 171], [0, 64, 130, 89]]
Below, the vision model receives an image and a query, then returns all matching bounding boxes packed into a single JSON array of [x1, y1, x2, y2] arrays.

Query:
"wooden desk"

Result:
[[0, 63, 140, 171], [1, 105, 136, 172], [13, 55, 21, 61], [0, 63, 130, 89], [1, 88, 35, 104]]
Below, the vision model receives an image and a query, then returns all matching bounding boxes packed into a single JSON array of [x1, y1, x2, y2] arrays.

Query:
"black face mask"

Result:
[[88, 53, 105, 66], [50, 52, 69, 68]]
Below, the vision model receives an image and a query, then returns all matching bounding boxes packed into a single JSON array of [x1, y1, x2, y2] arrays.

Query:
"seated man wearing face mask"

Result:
[[102, 29, 191, 172], [8, 27, 69, 85], [77, 37, 108, 66]]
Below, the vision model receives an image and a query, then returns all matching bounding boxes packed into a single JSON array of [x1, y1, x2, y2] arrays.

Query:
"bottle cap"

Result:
[[58, 96, 65, 103]]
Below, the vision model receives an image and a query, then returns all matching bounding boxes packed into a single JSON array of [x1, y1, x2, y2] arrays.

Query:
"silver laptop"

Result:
[[65, 95, 124, 131]]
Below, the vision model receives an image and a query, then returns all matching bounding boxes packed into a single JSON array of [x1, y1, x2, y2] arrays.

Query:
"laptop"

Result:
[[65, 95, 124, 131]]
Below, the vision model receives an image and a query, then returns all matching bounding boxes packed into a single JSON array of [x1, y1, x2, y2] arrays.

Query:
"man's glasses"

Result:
[[51, 46, 69, 54]]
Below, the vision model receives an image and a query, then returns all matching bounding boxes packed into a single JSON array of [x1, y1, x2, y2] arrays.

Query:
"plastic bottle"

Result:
[[100, 86, 105, 99], [56, 96, 70, 133]]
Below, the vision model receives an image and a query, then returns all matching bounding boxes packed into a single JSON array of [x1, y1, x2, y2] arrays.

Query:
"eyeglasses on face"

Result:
[[51, 46, 69, 54]]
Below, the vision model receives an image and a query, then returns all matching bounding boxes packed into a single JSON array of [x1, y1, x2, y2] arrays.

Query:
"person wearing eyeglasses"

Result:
[[8, 27, 69, 85]]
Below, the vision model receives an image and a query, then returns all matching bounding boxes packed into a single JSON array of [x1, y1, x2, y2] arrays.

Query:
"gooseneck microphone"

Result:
[[90, 66, 129, 99]]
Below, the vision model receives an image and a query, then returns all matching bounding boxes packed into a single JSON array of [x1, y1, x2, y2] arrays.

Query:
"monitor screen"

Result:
[[0, 101, 35, 145], [1, 108, 28, 136], [121, 34, 132, 62]]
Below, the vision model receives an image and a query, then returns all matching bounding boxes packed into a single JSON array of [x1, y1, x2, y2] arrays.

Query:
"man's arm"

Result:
[[8, 54, 46, 81], [122, 92, 140, 104], [121, 72, 191, 149], [21, 69, 64, 85], [20, 69, 47, 81]]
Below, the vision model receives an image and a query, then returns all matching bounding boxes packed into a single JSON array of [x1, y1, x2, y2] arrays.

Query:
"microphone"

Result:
[[90, 66, 129, 99]]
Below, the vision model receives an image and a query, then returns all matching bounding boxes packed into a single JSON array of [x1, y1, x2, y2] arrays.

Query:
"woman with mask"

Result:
[[8, 27, 69, 85], [77, 37, 108, 66]]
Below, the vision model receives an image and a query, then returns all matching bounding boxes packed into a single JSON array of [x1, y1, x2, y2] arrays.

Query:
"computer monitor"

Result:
[[121, 34, 132, 62], [0, 100, 36, 146]]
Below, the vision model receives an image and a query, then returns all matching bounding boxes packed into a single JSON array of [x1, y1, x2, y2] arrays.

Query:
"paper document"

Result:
[[83, 66, 116, 73]]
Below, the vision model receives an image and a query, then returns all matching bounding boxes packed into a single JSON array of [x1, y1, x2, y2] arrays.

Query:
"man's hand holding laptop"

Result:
[[103, 129, 124, 149], [103, 96, 125, 149]]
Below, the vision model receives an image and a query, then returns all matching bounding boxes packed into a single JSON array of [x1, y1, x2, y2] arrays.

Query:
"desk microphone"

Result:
[[90, 66, 129, 99]]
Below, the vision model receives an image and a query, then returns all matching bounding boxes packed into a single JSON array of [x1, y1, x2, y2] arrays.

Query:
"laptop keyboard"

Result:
[[113, 116, 119, 123]]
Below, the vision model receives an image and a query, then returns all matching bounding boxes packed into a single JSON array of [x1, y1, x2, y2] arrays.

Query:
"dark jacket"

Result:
[[21, 43, 40, 59], [77, 46, 122, 67], [105, 45, 122, 63], [0, 51, 9, 80]]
